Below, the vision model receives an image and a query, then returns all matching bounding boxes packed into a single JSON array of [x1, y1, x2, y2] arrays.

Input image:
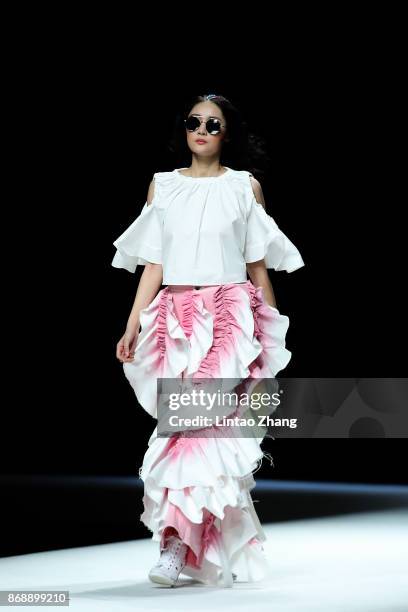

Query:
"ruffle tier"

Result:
[[139, 428, 274, 587], [123, 280, 291, 420], [124, 280, 288, 586]]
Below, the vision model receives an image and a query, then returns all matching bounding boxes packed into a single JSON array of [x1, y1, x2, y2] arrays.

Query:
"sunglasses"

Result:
[[184, 115, 226, 136]]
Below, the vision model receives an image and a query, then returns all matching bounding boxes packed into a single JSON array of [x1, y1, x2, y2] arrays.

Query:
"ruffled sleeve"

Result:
[[243, 195, 305, 273], [111, 195, 162, 273]]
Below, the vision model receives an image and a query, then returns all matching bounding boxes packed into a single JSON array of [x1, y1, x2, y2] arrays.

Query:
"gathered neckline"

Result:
[[174, 166, 232, 180]]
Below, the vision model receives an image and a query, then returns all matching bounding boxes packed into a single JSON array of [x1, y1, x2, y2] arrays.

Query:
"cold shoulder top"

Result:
[[111, 167, 305, 285]]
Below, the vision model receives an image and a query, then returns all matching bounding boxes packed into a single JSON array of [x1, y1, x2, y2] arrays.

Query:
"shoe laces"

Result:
[[158, 535, 187, 570]]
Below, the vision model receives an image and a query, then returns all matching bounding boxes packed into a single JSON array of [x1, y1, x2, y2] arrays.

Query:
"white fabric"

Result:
[[139, 426, 274, 586], [112, 167, 305, 285], [123, 285, 291, 420]]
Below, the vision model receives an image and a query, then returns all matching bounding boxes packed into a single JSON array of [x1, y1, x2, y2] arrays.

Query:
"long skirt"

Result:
[[123, 279, 292, 587]]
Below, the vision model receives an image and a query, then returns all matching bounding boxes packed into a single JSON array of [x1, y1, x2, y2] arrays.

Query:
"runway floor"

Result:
[[0, 508, 407, 611]]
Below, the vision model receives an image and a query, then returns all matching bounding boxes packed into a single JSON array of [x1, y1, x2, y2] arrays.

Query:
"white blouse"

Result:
[[111, 167, 305, 285]]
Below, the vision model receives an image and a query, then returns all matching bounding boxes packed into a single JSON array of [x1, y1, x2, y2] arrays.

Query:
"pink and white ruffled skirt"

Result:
[[123, 280, 292, 587]]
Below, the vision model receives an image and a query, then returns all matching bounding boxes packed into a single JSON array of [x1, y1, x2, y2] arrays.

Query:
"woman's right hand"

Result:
[[116, 324, 140, 363]]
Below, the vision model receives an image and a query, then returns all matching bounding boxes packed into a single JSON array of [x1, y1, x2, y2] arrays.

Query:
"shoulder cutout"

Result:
[[249, 175, 266, 208], [146, 177, 155, 206]]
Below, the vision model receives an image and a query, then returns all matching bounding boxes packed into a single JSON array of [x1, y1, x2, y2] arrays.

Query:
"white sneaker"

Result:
[[148, 534, 188, 587]]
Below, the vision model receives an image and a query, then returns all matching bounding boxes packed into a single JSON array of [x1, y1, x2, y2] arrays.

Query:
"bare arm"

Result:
[[116, 179, 164, 362], [246, 176, 277, 309], [125, 262, 163, 332]]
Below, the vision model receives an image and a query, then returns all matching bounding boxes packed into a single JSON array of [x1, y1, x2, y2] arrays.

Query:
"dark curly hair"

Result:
[[167, 94, 272, 179]]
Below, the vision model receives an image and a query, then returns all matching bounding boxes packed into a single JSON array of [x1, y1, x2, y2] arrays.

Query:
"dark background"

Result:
[[3, 36, 405, 487]]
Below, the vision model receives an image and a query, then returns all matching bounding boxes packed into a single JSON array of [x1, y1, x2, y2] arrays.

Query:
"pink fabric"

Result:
[[142, 280, 282, 576], [160, 494, 216, 569], [170, 281, 250, 378], [143, 280, 281, 384], [156, 288, 169, 357], [196, 285, 239, 377]]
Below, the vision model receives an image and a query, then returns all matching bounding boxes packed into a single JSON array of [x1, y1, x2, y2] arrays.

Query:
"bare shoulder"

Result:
[[249, 175, 266, 208], [147, 178, 155, 206]]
